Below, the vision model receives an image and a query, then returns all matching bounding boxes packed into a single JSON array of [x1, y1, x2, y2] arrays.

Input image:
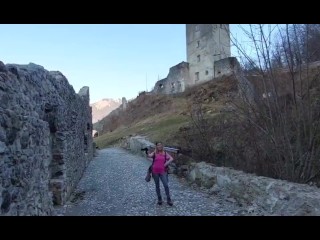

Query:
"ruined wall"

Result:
[[122, 97, 127, 111], [186, 24, 231, 85], [0, 61, 93, 216], [149, 25, 233, 96], [214, 57, 240, 78], [152, 62, 190, 94]]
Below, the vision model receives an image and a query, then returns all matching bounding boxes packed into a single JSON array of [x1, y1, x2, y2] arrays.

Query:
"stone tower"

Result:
[[122, 97, 127, 110], [186, 24, 231, 85]]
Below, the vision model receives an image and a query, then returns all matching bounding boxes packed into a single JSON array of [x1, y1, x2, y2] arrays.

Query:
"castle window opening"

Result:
[[197, 41, 200, 48], [205, 70, 209, 75], [159, 84, 163, 89], [195, 72, 199, 81], [197, 55, 200, 62]]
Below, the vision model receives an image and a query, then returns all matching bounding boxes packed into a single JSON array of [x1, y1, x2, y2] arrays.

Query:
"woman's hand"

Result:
[[164, 158, 173, 167], [147, 151, 155, 158], [165, 152, 174, 167]]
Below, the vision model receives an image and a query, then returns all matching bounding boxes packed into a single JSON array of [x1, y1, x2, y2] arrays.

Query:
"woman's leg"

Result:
[[153, 174, 162, 203], [159, 174, 172, 204]]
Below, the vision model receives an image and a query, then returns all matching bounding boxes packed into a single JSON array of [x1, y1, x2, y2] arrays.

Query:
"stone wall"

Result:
[[0, 61, 93, 216], [152, 62, 190, 94], [214, 57, 240, 78], [187, 162, 320, 215], [122, 97, 127, 111]]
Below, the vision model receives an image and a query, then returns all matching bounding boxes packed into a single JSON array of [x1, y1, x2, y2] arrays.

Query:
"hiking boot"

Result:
[[157, 198, 163, 205], [167, 199, 173, 206]]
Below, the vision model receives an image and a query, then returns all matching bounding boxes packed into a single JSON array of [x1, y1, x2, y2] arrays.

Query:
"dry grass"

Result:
[[94, 114, 189, 148], [94, 75, 239, 149]]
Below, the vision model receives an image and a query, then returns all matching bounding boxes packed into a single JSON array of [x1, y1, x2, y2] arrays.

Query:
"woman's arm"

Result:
[[164, 153, 174, 167], [147, 151, 155, 159]]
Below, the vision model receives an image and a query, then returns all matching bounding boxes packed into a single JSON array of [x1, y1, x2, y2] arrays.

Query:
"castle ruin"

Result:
[[152, 24, 239, 94]]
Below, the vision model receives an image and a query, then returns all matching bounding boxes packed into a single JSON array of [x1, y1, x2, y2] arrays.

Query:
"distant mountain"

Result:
[[90, 98, 122, 124]]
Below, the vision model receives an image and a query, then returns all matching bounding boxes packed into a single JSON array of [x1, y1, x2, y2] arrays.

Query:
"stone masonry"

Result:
[[0, 61, 93, 216], [186, 24, 231, 85], [187, 162, 320, 215], [151, 62, 189, 95], [151, 24, 236, 95]]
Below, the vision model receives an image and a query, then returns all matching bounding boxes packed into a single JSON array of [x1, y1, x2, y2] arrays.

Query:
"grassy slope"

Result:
[[94, 107, 190, 148], [94, 75, 237, 149]]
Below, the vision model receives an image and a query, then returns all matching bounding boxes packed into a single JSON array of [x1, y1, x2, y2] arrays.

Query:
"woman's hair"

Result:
[[155, 142, 163, 153]]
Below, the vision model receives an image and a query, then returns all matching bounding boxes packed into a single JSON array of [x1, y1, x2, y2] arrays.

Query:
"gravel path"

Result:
[[63, 148, 253, 216]]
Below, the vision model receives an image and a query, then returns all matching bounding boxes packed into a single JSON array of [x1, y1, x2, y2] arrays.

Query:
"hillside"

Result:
[[90, 98, 121, 124], [94, 74, 238, 149], [94, 65, 320, 186]]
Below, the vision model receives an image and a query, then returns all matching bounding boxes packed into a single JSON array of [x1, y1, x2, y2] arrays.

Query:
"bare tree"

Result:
[[228, 24, 320, 184]]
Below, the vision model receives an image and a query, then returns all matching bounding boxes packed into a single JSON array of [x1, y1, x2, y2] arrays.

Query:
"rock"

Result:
[[188, 168, 197, 182], [226, 197, 237, 203], [188, 162, 217, 188], [168, 167, 177, 174], [180, 165, 189, 171], [216, 174, 231, 188], [176, 165, 189, 177], [209, 185, 221, 195], [0, 141, 8, 154], [170, 162, 177, 168], [247, 206, 257, 214]]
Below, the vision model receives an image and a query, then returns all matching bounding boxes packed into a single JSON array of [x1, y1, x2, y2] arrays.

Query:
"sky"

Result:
[[0, 24, 274, 103]]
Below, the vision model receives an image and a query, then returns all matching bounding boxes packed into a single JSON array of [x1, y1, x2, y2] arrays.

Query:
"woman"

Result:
[[147, 142, 174, 206]]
